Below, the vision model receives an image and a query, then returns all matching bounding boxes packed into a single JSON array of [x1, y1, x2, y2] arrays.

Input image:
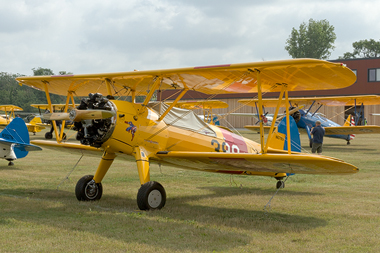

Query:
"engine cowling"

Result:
[[74, 93, 116, 148]]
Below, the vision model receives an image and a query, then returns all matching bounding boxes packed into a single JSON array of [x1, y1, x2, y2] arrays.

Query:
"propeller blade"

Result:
[[42, 110, 116, 122], [69, 109, 116, 122], [42, 113, 70, 121]]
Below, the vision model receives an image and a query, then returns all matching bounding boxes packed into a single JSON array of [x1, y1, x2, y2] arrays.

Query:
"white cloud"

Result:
[[0, 0, 379, 75]]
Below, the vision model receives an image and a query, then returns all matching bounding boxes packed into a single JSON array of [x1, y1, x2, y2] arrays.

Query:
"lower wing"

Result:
[[324, 125, 380, 135], [31, 140, 101, 156], [156, 151, 358, 175]]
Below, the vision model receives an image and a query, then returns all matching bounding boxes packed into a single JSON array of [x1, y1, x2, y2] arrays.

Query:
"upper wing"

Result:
[[324, 126, 380, 135], [16, 59, 356, 96], [239, 95, 380, 107], [0, 105, 23, 111], [156, 151, 358, 175], [166, 100, 229, 110]]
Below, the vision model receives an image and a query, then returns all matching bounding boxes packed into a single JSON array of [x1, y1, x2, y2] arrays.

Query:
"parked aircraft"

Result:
[[0, 105, 46, 134], [240, 95, 380, 145], [0, 117, 42, 165], [16, 59, 359, 210], [30, 104, 77, 139]]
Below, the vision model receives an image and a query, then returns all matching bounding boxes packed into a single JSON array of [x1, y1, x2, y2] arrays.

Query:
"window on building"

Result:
[[352, 69, 357, 82], [368, 68, 380, 82]]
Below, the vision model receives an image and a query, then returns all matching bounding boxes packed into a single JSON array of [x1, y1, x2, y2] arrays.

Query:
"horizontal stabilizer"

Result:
[[324, 125, 380, 135], [156, 151, 358, 175], [0, 139, 42, 151]]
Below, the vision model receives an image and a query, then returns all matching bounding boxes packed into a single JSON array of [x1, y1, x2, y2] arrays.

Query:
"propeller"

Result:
[[275, 105, 304, 122], [42, 109, 116, 122]]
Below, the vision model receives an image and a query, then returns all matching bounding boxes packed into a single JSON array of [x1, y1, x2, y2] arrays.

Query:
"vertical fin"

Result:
[[343, 114, 351, 126], [0, 117, 30, 159], [267, 116, 301, 152]]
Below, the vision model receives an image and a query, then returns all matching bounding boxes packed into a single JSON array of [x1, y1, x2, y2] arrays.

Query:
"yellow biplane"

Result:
[[0, 105, 46, 134], [240, 95, 380, 145], [16, 59, 359, 210]]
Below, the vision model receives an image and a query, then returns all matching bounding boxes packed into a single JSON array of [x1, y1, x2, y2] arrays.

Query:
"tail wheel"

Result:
[[276, 180, 285, 189], [75, 175, 103, 201], [137, 181, 166, 210]]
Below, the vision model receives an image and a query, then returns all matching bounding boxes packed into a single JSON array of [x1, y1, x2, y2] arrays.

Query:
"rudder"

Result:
[[267, 116, 301, 152]]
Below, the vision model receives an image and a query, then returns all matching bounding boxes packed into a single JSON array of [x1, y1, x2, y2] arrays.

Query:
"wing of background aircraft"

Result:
[[15, 59, 358, 210], [239, 95, 380, 137], [0, 105, 23, 127]]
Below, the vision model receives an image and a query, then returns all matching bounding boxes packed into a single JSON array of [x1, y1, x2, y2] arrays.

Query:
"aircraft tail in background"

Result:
[[0, 117, 42, 164], [267, 116, 301, 152]]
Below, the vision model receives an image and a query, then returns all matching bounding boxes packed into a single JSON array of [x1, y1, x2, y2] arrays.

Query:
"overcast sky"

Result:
[[0, 0, 378, 76]]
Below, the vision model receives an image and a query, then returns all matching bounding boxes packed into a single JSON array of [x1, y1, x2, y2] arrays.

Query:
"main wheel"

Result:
[[137, 181, 166, 210], [75, 175, 103, 201], [276, 180, 285, 189], [45, 132, 53, 139], [309, 139, 313, 148]]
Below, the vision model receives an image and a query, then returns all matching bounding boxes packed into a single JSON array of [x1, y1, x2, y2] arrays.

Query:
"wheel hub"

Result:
[[148, 189, 162, 208]]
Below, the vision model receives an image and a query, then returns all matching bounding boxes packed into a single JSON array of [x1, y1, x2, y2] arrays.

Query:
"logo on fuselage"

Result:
[[125, 121, 137, 141]]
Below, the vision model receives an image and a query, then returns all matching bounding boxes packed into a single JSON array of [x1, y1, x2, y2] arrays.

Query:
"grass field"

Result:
[[0, 130, 379, 252]]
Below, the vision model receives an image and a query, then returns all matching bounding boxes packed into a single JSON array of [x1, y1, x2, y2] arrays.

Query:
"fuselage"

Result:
[[297, 109, 351, 141], [101, 100, 261, 158]]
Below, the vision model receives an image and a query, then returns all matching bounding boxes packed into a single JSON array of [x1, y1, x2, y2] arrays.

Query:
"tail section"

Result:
[[267, 116, 301, 152], [0, 118, 30, 159], [343, 114, 352, 126], [349, 116, 356, 140], [29, 116, 42, 125]]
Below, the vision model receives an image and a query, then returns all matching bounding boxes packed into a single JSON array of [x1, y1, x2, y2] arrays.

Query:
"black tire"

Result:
[[45, 132, 53, 139], [309, 139, 313, 148], [137, 181, 166, 210], [276, 180, 285, 189], [75, 175, 103, 201], [62, 132, 67, 140]]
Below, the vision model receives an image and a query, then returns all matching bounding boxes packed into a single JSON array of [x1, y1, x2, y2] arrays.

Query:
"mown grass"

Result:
[[0, 131, 379, 252]]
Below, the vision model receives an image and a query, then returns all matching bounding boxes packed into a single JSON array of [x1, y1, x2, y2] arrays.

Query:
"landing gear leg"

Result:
[[134, 146, 166, 210]]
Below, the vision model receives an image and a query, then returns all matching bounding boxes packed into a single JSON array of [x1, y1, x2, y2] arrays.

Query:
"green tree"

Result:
[[285, 19, 337, 59], [32, 67, 54, 76], [339, 39, 380, 59]]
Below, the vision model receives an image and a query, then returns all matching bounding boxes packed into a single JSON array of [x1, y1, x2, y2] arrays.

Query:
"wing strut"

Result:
[[43, 82, 61, 143], [256, 70, 265, 153], [264, 84, 286, 153], [158, 88, 189, 121], [285, 88, 291, 154]]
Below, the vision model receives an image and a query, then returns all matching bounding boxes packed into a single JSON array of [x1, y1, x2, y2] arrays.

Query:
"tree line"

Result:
[[0, 68, 70, 113]]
